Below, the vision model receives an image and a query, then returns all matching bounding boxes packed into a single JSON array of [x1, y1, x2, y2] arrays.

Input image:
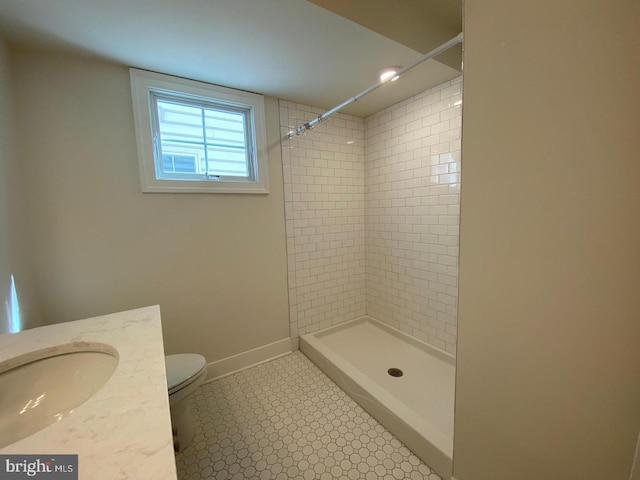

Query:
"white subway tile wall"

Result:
[[280, 101, 366, 337], [365, 77, 462, 355], [280, 76, 461, 354]]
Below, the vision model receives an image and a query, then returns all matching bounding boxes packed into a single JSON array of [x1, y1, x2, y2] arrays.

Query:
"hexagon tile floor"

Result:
[[175, 351, 441, 480]]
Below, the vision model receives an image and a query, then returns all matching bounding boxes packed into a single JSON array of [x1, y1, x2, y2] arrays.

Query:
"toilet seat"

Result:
[[165, 354, 207, 395]]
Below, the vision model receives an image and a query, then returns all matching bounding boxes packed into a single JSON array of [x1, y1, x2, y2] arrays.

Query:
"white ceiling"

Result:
[[0, 0, 460, 118]]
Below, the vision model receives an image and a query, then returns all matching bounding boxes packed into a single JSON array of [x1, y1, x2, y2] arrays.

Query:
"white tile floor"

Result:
[[175, 351, 441, 480]]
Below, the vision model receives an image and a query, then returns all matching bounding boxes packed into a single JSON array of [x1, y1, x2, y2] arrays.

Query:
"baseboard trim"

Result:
[[204, 337, 292, 382]]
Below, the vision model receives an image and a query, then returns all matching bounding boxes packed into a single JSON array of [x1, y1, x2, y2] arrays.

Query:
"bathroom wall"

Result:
[[9, 47, 290, 362], [0, 38, 40, 334], [365, 77, 462, 354], [454, 1, 640, 479], [279, 101, 366, 338], [280, 78, 461, 354], [0, 38, 14, 334]]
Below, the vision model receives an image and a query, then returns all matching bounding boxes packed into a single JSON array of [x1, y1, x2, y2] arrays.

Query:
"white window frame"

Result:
[[130, 68, 269, 194]]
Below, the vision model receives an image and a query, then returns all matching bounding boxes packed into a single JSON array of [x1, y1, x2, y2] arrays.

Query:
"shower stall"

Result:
[[280, 66, 462, 477]]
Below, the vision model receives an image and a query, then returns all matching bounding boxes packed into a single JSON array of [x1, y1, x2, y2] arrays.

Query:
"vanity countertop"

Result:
[[0, 305, 177, 479]]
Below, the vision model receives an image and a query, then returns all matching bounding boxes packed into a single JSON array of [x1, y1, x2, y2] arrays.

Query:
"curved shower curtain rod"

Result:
[[287, 32, 463, 139]]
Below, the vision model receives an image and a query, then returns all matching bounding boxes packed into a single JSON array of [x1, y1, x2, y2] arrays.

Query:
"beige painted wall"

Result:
[[0, 39, 40, 334], [10, 47, 290, 361], [454, 1, 640, 479], [0, 39, 14, 334]]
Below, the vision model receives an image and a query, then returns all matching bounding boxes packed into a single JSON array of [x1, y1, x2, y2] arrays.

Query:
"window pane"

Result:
[[155, 96, 250, 179], [157, 101, 206, 175], [206, 147, 248, 176], [204, 109, 248, 177], [161, 154, 197, 174], [174, 155, 197, 173]]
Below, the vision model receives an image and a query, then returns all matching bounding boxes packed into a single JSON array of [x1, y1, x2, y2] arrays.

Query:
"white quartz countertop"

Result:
[[0, 305, 177, 479]]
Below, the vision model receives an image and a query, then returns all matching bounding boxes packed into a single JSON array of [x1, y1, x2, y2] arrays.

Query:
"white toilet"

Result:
[[165, 354, 207, 452]]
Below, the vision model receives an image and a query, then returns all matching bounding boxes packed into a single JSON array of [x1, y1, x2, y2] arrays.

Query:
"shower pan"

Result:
[[301, 316, 455, 478]]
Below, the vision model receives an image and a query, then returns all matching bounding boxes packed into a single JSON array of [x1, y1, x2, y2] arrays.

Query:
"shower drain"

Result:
[[387, 368, 404, 377]]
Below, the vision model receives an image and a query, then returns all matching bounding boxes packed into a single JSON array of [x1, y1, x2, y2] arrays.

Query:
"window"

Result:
[[130, 68, 269, 193], [160, 153, 197, 174]]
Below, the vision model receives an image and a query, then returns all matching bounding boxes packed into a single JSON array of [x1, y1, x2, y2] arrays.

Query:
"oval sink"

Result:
[[0, 342, 118, 448]]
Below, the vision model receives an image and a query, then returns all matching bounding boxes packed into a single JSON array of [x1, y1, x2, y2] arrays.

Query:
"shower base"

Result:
[[300, 316, 455, 478]]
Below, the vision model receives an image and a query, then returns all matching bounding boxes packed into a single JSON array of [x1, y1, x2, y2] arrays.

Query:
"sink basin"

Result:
[[0, 342, 119, 448]]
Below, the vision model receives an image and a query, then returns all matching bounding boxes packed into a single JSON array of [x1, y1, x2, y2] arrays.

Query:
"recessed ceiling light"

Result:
[[377, 66, 402, 83]]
